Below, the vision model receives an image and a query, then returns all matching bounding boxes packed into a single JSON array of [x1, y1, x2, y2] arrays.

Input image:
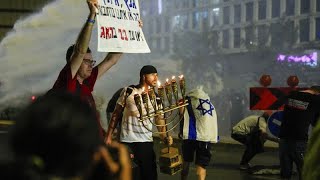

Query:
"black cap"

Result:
[[140, 65, 157, 77]]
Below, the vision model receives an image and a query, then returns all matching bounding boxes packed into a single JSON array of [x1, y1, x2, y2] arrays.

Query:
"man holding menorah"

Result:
[[105, 65, 173, 180]]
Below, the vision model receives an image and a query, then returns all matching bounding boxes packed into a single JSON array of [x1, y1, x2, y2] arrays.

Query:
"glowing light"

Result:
[[277, 52, 317, 67], [158, 0, 162, 14], [31, 96, 36, 101]]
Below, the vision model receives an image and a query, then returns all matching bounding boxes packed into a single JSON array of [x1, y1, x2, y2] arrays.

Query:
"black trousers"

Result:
[[123, 142, 157, 180], [279, 139, 306, 180], [231, 133, 262, 165]]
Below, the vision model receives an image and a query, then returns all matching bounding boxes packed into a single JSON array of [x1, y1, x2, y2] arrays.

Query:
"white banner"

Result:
[[96, 0, 150, 53]]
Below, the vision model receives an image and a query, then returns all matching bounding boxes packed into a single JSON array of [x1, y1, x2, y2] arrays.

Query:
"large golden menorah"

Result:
[[133, 75, 188, 175], [133, 75, 188, 134]]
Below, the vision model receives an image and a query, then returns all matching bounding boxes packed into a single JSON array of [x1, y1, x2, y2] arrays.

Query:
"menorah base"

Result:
[[160, 163, 182, 175], [159, 147, 182, 175]]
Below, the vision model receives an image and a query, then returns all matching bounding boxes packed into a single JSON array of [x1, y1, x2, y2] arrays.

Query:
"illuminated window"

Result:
[[193, 11, 208, 29], [173, 14, 189, 29], [203, 9, 210, 28], [211, 8, 220, 26], [158, 0, 162, 14], [193, 11, 200, 29]]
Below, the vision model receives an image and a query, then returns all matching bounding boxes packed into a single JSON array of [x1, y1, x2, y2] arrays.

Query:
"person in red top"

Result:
[[51, 0, 142, 138]]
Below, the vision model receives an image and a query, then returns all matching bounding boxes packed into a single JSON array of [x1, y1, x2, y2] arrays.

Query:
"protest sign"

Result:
[[96, 0, 150, 53]]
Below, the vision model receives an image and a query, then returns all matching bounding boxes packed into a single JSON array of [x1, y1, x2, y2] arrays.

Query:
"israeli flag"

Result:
[[183, 87, 218, 143]]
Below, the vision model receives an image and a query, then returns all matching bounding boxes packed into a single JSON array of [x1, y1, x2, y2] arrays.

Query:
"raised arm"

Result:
[[69, 0, 97, 78], [96, 52, 123, 79]]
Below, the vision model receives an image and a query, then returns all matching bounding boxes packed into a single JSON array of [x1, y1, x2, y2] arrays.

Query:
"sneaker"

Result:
[[239, 163, 251, 170]]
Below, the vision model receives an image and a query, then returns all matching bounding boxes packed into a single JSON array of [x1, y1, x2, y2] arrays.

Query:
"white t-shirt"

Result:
[[232, 115, 267, 135], [117, 86, 155, 142]]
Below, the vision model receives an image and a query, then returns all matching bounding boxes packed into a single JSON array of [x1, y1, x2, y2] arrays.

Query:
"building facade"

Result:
[[142, 0, 320, 55]]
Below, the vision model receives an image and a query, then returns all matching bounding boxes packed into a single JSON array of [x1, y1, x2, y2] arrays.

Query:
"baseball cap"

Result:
[[140, 65, 157, 77]]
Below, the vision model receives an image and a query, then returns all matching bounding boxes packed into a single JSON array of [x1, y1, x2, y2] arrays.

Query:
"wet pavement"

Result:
[[154, 138, 298, 180]]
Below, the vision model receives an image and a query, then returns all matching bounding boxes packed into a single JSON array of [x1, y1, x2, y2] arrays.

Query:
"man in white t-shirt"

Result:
[[105, 65, 173, 180], [231, 112, 279, 170]]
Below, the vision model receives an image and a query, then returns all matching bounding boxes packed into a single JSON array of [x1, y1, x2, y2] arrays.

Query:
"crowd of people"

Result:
[[2, 0, 320, 180]]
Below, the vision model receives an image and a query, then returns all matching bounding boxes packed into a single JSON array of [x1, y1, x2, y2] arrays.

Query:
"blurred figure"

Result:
[[279, 86, 320, 180], [6, 92, 131, 180], [105, 65, 173, 180], [302, 114, 320, 180], [231, 112, 279, 170], [180, 86, 218, 180]]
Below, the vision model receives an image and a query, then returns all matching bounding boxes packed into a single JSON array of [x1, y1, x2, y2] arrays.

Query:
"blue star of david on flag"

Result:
[[196, 98, 215, 116]]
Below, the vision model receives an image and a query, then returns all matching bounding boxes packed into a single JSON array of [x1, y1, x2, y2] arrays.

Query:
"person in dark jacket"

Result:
[[279, 86, 320, 180]]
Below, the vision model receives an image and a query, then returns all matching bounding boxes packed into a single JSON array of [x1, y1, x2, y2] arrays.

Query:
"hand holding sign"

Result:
[[138, 19, 143, 28], [87, 0, 98, 12]]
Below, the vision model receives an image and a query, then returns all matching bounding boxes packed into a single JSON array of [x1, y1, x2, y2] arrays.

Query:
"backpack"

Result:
[[106, 85, 136, 123]]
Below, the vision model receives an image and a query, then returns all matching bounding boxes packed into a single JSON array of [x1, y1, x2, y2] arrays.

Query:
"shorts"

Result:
[[182, 140, 212, 167]]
